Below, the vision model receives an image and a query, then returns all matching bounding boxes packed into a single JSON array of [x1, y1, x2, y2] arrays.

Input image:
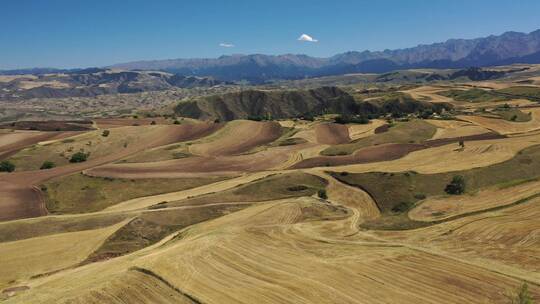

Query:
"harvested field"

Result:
[[0, 220, 127, 289], [409, 179, 540, 221], [10, 198, 538, 304], [0, 182, 46, 221], [313, 123, 350, 144], [321, 120, 436, 156], [403, 85, 467, 104], [189, 120, 282, 156], [86, 204, 250, 262], [348, 119, 387, 140], [57, 268, 200, 304], [426, 119, 491, 139], [310, 132, 540, 175], [374, 198, 540, 285], [293, 132, 503, 169], [86, 142, 315, 177], [458, 108, 540, 135], [292, 143, 424, 169]]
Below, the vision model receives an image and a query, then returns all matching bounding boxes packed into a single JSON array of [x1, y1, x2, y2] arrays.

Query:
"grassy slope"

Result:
[[43, 173, 229, 214], [121, 142, 192, 163], [438, 86, 540, 103], [492, 108, 532, 122], [334, 144, 540, 212], [332, 144, 540, 228], [321, 119, 436, 156], [497, 86, 540, 99], [0, 213, 128, 243], [437, 88, 506, 102], [166, 172, 327, 208], [85, 204, 248, 262]]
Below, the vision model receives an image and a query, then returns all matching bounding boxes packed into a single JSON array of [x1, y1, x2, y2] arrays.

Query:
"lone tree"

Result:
[[458, 140, 465, 148], [0, 160, 15, 172], [70, 152, 89, 163], [101, 130, 110, 137], [445, 175, 466, 195], [40, 161, 56, 170], [317, 189, 328, 200]]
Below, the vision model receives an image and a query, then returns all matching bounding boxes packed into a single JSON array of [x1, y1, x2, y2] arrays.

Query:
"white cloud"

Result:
[[298, 34, 318, 42], [219, 43, 234, 48]]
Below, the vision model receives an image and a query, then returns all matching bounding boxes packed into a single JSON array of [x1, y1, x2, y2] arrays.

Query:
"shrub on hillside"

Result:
[[317, 189, 328, 199], [419, 109, 433, 119], [0, 160, 15, 172], [101, 130, 110, 137], [70, 152, 89, 163], [445, 175, 466, 195], [40, 161, 56, 170], [507, 282, 534, 304]]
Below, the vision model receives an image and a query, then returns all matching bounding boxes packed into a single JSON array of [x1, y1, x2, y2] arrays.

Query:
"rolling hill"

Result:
[[174, 86, 451, 121]]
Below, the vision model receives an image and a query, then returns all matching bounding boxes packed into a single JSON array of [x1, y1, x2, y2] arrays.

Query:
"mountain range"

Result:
[[2, 29, 540, 84], [109, 30, 540, 82]]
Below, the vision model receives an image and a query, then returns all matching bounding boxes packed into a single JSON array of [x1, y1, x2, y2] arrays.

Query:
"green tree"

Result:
[[101, 130, 110, 137], [0, 160, 15, 172], [40, 161, 56, 170], [445, 175, 466, 195], [70, 152, 89, 163], [317, 189, 328, 200]]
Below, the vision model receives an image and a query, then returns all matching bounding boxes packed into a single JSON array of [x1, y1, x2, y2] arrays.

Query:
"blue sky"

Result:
[[1, 0, 540, 69]]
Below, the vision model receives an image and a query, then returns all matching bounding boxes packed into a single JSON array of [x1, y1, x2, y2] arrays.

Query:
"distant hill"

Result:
[[174, 86, 450, 121], [111, 30, 540, 82], [0, 70, 227, 100]]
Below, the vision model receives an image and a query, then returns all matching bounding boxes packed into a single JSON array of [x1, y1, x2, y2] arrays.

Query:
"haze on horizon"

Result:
[[1, 0, 540, 69]]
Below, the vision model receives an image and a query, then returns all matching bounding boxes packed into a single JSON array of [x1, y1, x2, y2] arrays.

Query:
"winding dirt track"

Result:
[[0, 123, 222, 221]]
